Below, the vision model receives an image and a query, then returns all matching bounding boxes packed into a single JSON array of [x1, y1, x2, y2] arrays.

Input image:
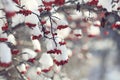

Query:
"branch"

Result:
[[49, 15, 57, 47]]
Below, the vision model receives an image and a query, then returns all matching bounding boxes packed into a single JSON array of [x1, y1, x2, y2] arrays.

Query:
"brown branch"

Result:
[[49, 15, 57, 47]]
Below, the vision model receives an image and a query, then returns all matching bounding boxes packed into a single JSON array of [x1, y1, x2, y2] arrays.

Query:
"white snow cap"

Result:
[[56, 19, 68, 29], [69, 11, 83, 20], [36, 67, 41, 75], [22, 48, 37, 61], [44, 77, 52, 80], [20, 0, 39, 11], [36, 0, 43, 5], [0, 28, 2, 35], [67, 48, 72, 57], [56, 27, 71, 39], [87, 25, 100, 37], [31, 26, 43, 39], [98, 0, 113, 12], [54, 45, 69, 66], [1, 0, 16, 18], [0, 20, 3, 34], [53, 64, 62, 73], [0, 33, 8, 42], [46, 37, 67, 54], [31, 38, 41, 52], [93, 20, 101, 27], [25, 14, 39, 24], [0, 42, 12, 67], [46, 38, 56, 53], [1, 0, 16, 12], [53, 13, 68, 26], [25, 63, 30, 69], [11, 14, 25, 27], [8, 34, 17, 45], [112, 3, 119, 11], [43, 0, 55, 2], [73, 29, 83, 38], [39, 53, 53, 72], [18, 63, 27, 74], [0, 15, 6, 34], [0, 33, 7, 38], [25, 14, 43, 39], [53, 74, 61, 80], [26, 67, 44, 80], [116, 21, 120, 24]]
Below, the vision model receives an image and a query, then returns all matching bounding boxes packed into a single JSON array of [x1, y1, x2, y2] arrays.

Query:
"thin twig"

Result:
[[49, 15, 57, 47]]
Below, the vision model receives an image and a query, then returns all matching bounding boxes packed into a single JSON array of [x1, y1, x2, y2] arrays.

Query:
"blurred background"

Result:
[[0, 0, 120, 80]]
